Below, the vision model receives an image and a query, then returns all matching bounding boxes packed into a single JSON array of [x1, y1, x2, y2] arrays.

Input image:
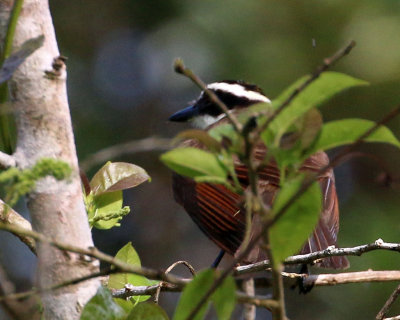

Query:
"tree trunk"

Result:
[[0, 0, 100, 318]]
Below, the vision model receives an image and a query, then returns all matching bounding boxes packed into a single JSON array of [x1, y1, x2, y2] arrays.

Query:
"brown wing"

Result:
[[173, 140, 349, 269], [172, 173, 245, 254]]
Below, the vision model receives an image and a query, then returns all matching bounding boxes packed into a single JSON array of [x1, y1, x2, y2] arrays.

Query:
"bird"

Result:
[[169, 80, 349, 269]]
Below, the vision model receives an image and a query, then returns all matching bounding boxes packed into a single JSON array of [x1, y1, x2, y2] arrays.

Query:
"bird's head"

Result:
[[169, 80, 270, 129]]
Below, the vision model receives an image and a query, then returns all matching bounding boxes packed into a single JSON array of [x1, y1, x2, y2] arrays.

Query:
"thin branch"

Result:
[[284, 239, 400, 266], [80, 136, 171, 171], [376, 283, 400, 320], [0, 200, 36, 254], [0, 151, 15, 168], [174, 59, 243, 133], [0, 221, 185, 285], [384, 316, 400, 320], [303, 270, 400, 287], [0, 269, 117, 302], [236, 292, 276, 309], [254, 40, 356, 140]]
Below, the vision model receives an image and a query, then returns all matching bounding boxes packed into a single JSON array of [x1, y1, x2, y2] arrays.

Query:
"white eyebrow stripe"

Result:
[[207, 82, 271, 103]]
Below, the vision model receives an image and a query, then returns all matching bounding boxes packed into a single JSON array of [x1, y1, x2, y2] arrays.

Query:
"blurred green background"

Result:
[[2, 0, 400, 319]]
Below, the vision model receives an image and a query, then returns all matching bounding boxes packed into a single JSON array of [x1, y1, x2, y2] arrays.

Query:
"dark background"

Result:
[[2, 1, 400, 319]]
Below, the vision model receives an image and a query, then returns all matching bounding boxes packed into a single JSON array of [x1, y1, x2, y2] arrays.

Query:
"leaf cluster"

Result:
[[83, 162, 150, 229]]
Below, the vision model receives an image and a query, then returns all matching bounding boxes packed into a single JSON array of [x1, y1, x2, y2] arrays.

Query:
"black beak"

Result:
[[169, 105, 198, 122]]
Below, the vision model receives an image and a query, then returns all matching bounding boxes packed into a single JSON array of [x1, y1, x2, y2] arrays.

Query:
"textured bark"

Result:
[[0, 0, 100, 318]]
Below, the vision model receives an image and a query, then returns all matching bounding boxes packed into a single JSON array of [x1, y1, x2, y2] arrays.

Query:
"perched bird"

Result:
[[169, 80, 349, 269]]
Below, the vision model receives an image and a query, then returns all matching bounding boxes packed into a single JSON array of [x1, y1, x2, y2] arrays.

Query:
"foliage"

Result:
[[84, 162, 150, 229], [108, 242, 156, 304], [173, 269, 236, 320]]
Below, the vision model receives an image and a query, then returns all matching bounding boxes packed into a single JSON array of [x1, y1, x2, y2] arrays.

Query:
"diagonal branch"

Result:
[[0, 199, 35, 254], [376, 283, 400, 320], [0, 221, 186, 285], [253, 40, 356, 141], [80, 136, 171, 171]]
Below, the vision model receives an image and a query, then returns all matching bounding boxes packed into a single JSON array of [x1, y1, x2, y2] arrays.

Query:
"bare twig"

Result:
[[284, 239, 400, 266], [154, 260, 195, 304], [174, 59, 243, 133], [0, 221, 186, 286], [80, 136, 171, 171], [0, 199, 36, 254], [236, 292, 276, 309], [0, 151, 15, 168], [376, 283, 400, 320], [0, 269, 115, 302], [303, 270, 400, 287], [254, 40, 356, 140], [384, 316, 400, 320]]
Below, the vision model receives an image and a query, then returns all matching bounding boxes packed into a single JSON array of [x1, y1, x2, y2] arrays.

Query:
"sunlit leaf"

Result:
[[0, 35, 44, 84], [173, 269, 236, 320], [80, 286, 126, 320], [91, 191, 124, 229], [108, 243, 153, 303], [126, 302, 169, 320], [160, 147, 228, 180], [90, 162, 150, 196], [306, 119, 400, 157], [266, 72, 368, 140], [269, 175, 322, 266]]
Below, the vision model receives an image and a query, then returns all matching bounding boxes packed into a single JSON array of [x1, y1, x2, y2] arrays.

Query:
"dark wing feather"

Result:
[[172, 173, 245, 254], [173, 139, 349, 269]]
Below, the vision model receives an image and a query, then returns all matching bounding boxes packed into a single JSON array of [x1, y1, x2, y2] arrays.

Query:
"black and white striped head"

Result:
[[169, 80, 270, 129]]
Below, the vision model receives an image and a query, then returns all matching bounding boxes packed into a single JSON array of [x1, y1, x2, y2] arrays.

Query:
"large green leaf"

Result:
[[126, 302, 169, 320], [80, 286, 126, 320], [211, 274, 236, 320], [173, 269, 236, 320], [269, 175, 322, 266], [108, 243, 153, 303], [90, 162, 150, 196], [160, 147, 228, 180], [266, 72, 368, 141], [306, 119, 400, 157]]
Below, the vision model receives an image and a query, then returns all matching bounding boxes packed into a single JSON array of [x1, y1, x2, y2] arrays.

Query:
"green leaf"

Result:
[[307, 119, 400, 156], [80, 286, 126, 320], [267, 72, 368, 140], [173, 269, 236, 320], [108, 243, 153, 303], [160, 147, 228, 180], [173, 269, 214, 320], [269, 175, 322, 266], [91, 190, 125, 229], [126, 302, 169, 320], [211, 275, 236, 320], [0, 35, 44, 84], [90, 162, 150, 196]]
